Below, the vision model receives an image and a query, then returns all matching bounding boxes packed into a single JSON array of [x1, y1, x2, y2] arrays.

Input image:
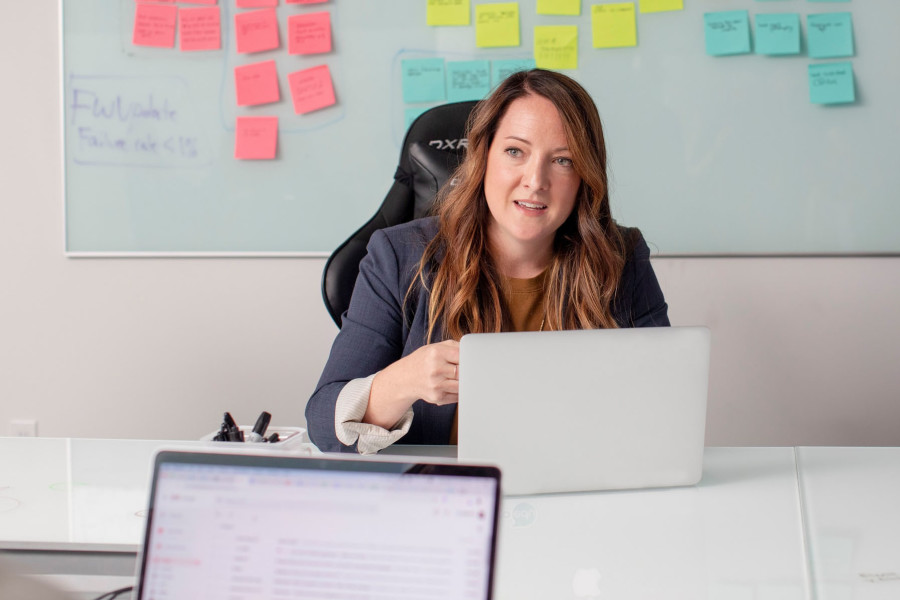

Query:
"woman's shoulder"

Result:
[[370, 216, 440, 258], [613, 223, 649, 261]]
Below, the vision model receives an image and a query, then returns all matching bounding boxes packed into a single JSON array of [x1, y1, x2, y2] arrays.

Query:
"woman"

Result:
[[307, 69, 669, 453]]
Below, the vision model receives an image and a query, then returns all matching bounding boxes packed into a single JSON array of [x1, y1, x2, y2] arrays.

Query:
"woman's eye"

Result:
[[504, 147, 522, 158], [555, 157, 573, 167]]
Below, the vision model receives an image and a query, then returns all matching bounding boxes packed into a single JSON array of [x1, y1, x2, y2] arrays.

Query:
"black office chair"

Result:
[[321, 101, 478, 327]]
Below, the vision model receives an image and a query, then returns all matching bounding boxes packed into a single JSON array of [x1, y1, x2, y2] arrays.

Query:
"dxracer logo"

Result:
[[428, 138, 468, 150]]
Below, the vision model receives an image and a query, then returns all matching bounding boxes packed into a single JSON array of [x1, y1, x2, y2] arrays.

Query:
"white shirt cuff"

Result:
[[334, 374, 414, 455]]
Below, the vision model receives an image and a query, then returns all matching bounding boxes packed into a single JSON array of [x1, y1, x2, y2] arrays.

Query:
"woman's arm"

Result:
[[616, 229, 670, 328]]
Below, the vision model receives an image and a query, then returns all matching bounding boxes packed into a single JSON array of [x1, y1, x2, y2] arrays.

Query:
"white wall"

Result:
[[2, 3, 898, 445]]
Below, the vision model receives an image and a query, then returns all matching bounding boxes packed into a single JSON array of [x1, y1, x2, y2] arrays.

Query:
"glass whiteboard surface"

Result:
[[61, 0, 900, 255]]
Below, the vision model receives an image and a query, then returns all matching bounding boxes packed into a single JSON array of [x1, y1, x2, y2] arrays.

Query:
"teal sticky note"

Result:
[[808, 62, 855, 104], [807, 13, 854, 58], [446, 60, 491, 102], [401, 58, 447, 103], [491, 58, 536, 88], [756, 13, 801, 55], [704, 11, 751, 56]]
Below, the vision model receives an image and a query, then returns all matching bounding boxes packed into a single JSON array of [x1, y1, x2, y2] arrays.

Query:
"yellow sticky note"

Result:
[[639, 0, 682, 13], [534, 25, 578, 69], [592, 3, 636, 48], [427, 0, 470, 26], [537, 0, 580, 16], [476, 3, 520, 47]]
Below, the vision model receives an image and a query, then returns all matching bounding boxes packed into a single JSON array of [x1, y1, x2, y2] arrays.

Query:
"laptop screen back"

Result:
[[135, 451, 501, 600]]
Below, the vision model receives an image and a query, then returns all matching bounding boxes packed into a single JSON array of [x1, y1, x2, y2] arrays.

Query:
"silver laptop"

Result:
[[458, 326, 710, 495], [134, 449, 501, 599]]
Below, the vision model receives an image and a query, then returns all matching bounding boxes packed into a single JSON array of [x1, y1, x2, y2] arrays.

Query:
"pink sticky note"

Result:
[[288, 65, 336, 114], [234, 8, 280, 54], [286, 0, 328, 4], [237, 0, 278, 6], [180, 7, 221, 51], [133, 4, 178, 48], [180, 0, 217, 4], [288, 12, 332, 55], [235, 116, 278, 160], [234, 60, 280, 106]]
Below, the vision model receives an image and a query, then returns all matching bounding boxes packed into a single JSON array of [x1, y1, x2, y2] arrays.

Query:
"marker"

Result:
[[248, 411, 271, 443], [266, 432, 280, 444]]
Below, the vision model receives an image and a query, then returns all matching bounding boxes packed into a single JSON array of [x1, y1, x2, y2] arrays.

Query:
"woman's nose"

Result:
[[522, 158, 548, 190]]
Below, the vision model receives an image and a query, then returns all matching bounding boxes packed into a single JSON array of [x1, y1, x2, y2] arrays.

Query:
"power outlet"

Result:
[[10, 419, 37, 437]]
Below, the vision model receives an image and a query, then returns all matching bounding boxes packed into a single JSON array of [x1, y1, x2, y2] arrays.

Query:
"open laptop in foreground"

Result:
[[458, 326, 710, 495], [133, 449, 501, 599]]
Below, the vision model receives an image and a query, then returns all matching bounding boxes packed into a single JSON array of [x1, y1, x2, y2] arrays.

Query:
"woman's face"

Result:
[[483, 94, 581, 270]]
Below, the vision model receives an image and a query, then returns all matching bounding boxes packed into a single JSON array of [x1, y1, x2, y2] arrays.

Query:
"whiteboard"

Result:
[[61, 0, 900, 255]]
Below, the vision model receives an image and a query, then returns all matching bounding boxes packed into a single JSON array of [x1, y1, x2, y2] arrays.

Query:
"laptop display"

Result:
[[135, 450, 501, 600]]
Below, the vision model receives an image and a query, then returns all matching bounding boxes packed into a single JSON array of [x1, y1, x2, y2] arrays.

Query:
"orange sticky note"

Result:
[[180, 7, 221, 51], [237, 0, 277, 6], [133, 4, 178, 48], [235, 116, 278, 160], [234, 60, 280, 106], [288, 12, 332, 55], [288, 65, 336, 114], [235, 8, 280, 54]]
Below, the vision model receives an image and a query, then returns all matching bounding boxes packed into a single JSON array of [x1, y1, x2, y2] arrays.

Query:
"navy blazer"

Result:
[[306, 217, 669, 452]]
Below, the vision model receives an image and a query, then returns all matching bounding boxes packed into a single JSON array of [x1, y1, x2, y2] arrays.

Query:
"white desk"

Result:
[[1, 439, 896, 599]]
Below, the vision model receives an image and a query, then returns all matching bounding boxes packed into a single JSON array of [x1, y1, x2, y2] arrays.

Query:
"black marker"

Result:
[[266, 432, 280, 444], [248, 412, 271, 443]]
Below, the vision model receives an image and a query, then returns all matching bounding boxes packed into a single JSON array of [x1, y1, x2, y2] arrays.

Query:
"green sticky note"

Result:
[[755, 13, 801, 55], [446, 60, 491, 101], [537, 0, 580, 16], [592, 3, 637, 49], [808, 12, 854, 58], [427, 0, 470, 26], [405, 106, 433, 130], [491, 58, 536, 88], [401, 58, 446, 103], [534, 25, 578, 69], [808, 62, 855, 104], [704, 10, 751, 56], [476, 3, 520, 48], [639, 0, 682, 13]]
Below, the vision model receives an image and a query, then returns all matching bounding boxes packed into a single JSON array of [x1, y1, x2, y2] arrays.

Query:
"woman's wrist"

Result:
[[364, 366, 417, 429]]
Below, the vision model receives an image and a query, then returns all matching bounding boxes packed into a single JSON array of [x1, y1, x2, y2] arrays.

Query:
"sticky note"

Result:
[[286, 0, 328, 4], [235, 8, 280, 54], [237, 0, 277, 6], [592, 3, 637, 49], [133, 4, 177, 48], [427, 0, 470, 26], [808, 62, 854, 104], [179, 7, 221, 52], [405, 106, 432, 130], [491, 58, 536, 88], [235, 116, 278, 160], [639, 0, 682, 13], [179, 0, 217, 4], [755, 13, 800, 55], [288, 12, 332, 55], [288, 65, 336, 114], [807, 13, 854, 58], [401, 58, 446, 103], [537, 0, 580, 16], [704, 11, 751, 56], [234, 60, 280, 106], [446, 60, 491, 102], [476, 3, 520, 48], [534, 25, 578, 70]]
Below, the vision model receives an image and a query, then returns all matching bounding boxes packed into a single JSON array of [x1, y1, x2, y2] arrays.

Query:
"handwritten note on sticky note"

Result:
[[807, 13, 854, 59], [537, 0, 580, 16], [534, 25, 578, 70], [180, 7, 221, 52], [476, 3, 520, 48], [288, 65, 336, 114], [235, 116, 278, 160], [237, 0, 277, 7], [133, 4, 178, 48], [234, 60, 280, 106], [592, 3, 636, 49], [427, 0, 470, 26], [755, 13, 800, 55], [639, 0, 682, 14], [809, 62, 855, 105], [491, 58, 535, 88], [235, 8, 280, 54], [704, 11, 751, 56], [401, 58, 446, 103], [446, 60, 491, 102], [288, 12, 332, 55]]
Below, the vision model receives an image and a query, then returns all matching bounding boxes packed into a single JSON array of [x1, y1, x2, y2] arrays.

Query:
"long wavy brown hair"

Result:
[[414, 69, 628, 343]]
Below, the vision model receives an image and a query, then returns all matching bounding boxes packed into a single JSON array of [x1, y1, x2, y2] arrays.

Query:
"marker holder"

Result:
[[200, 426, 308, 450]]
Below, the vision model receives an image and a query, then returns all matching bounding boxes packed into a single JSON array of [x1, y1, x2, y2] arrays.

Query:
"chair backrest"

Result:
[[321, 101, 478, 326]]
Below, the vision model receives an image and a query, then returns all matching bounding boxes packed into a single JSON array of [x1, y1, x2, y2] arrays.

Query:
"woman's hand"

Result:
[[364, 340, 460, 429]]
